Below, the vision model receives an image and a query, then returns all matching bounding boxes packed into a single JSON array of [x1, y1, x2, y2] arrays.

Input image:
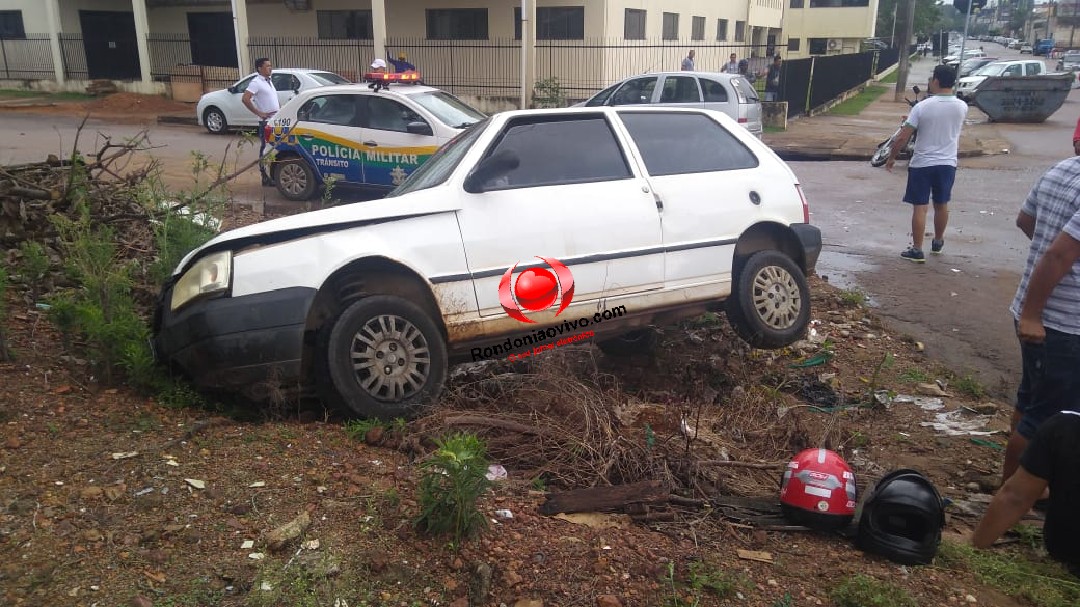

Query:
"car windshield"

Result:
[[388, 118, 489, 197], [309, 72, 351, 85], [973, 63, 1008, 77], [407, 91, 486, 128]]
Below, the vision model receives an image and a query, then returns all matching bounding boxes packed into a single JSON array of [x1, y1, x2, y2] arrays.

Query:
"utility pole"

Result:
[[891, 2, 898, 48], [958, 0, 974, 68], [894, 0, 917, 102]]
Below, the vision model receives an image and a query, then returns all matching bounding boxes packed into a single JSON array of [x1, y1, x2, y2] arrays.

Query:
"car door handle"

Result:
[[363, 140, 378, 147]]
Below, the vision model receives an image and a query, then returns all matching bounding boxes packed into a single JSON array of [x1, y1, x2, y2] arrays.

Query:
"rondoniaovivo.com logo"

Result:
[[498, 256, 575, 323]]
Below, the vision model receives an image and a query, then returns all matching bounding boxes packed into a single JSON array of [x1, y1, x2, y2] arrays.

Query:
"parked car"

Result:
[[196, 69, 351, 134], [944, 49, 985, 67], [577, 72, 763, 137], [153, 106, 820, 418], [955, 59, 1045, 101], [1056, 51, 1080, 71], [1020, 44, 1034, 54], [958, 57, 999, 77], [264, 77, 486, 200]]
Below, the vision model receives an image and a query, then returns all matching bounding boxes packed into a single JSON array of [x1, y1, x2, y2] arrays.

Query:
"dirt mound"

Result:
[[86, 91, 192, 115]]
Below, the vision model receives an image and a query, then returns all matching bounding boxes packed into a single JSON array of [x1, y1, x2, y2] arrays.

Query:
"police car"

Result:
[[265, 72, 486, 200]]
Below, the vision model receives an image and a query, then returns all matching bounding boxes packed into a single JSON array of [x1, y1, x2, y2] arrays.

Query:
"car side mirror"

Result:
[[463, 150, 520, 194], [228, 86, 238, 94], [406, 121, 433, 136]]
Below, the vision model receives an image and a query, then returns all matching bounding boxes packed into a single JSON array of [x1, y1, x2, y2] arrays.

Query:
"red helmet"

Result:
[[779, 448, 857, 530]]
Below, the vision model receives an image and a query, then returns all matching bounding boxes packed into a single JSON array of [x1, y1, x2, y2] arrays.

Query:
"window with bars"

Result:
[[316, 10, 373, 39], [691, 16, 705, 41], [735, 21, 746, 42], [717, 18, 728, 41], [426, 8, 488, 40], [662, 12, 679, 40], [0, 10, 25, 38], [515, 6, 584, 40]]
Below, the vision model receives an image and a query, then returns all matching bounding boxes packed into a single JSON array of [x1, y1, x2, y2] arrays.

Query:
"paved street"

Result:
[[0, 42, 1073, 397]]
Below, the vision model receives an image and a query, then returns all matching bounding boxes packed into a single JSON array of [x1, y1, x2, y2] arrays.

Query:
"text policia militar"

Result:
[[470, 306, 628, 362]]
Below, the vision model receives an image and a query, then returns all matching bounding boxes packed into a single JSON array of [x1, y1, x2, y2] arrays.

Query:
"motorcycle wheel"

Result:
[[870, 141, 891, 167]]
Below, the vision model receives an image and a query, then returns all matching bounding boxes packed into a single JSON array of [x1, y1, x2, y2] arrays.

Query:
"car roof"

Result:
[[628, 71, 743, 79], [291, 83, 446, 96], [492, 106, 737, 121]]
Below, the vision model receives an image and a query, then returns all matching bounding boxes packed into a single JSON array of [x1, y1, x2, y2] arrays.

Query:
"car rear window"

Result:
[[309, 72, 351, 85], [701, 79, 728, 102], [619, 111, 758, 176], [731, 77, 759, 103]]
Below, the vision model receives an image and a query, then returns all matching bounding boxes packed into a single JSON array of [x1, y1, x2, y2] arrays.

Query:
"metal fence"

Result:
[[777, 51, 876, 117], [876, 48, 900, 75], [0, 35, 55, 80], [59, 33, 87, 80], [249, 37, 374, 83], [147, 33, 193, 81]]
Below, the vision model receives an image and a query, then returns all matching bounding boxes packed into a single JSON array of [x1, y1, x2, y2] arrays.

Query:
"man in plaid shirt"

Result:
[[1002, 156, 1080, 486]]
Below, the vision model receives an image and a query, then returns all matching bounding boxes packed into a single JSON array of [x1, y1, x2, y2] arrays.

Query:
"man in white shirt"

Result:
[[885, 64, 968, 263], [681, 50, 695, 71], [724, 53, 740, 74], [242, 57, 280, 187]]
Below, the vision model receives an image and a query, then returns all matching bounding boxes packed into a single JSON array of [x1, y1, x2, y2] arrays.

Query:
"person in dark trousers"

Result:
[[973, 410, 1080, 579], [885, 64, 968, 263], [1002, 154, 1080, 486], [764, 55, 782, 101], [241, 58, 279, 187]]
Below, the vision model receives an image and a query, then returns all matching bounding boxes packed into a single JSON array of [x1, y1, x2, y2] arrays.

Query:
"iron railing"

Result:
[[147, 33, 193, 81], [249, 36, 374, 83], [58, 33, 87, 80], [0, 35, 55, 80]]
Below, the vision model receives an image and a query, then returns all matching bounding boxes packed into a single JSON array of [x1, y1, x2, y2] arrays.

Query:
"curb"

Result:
[[157, 115, 198, 126]]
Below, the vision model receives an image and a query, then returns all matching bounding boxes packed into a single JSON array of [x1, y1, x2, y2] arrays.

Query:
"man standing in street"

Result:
[[885, 64, 968, 263], [681, 49, 696, 71], [242, 58, 279, 187], [724, 52, 740, 74], [1001, 154, 1080, 486], [764, 55, 782, 101]]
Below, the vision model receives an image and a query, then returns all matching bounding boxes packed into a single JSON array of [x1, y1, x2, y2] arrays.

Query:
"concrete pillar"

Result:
[[131, 0, 153, 84], [372, 0, 387, 67], [231, 0, 250, 75], [44, 0, 63, 83], [520, 0, 536, 109]]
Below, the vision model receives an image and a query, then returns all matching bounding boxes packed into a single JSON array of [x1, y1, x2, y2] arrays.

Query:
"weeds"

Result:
[[532, 77, 567, 108], [937, 540, 1080, 607], [952, 373, 987, 399], [661, 560, 747, 606], [414, 432, 491, 544], [838, 288, 867, 307], [0, 265, 10, 361], [829, 574, 917, 607], [899, 367, 931, 383], [344, 418, 384, 442], [18, 241, 50, 302]]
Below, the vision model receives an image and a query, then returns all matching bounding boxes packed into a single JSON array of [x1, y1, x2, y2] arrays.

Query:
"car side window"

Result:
[[476, 115, 632, 190], [618, 112, 758, 176], [586, 82, 620, 107], [235, 75, 255, 93], [659, 76, 701, 103], [363, 97, 428, 133], [701, 79, 729, 103], [1004, 64, 1023, 76], [271, 73, 296, 92], [298, 94, 360, 127], [1026, 62, 1042, 75], [611, 77, 658, 105]]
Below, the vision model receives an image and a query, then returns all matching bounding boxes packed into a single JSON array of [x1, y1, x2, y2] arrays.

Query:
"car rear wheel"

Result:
[[322, 296, 448, 419], [274, 158, 318, 201], [726, 250, 810, 349], [204, 107, 227, 134]]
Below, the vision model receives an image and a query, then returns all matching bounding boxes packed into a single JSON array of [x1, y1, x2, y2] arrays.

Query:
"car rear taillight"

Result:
[[796, 184, 810, 223], [738, 117, 748, 123]]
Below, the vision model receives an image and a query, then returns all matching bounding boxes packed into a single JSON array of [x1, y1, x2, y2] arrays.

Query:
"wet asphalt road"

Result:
[[1, 45, 1074, 398]]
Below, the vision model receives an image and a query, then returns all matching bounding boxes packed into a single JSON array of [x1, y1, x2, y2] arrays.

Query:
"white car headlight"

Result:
[[170, 251, 232, 311]]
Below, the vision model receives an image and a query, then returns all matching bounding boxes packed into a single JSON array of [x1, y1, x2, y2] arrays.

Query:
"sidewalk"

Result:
[[763, 59, 1012, 161]]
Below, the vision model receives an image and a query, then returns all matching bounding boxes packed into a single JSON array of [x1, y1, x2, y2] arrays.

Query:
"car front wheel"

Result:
[[726, 250, 811, 349], [274, 158, 318, 201], [204, 107, 228, 134], [322, 296, 448, 419]]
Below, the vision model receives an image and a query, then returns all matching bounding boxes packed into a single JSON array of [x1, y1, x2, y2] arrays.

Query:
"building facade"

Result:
[[781, 0, 880, 59]]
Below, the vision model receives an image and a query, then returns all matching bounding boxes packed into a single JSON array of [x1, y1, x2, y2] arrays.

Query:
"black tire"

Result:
[[726, 250, 811, 349], [203, 107, 228, 134], [321, 296, 447, 420], [869, 141, 891, 167], [274, 157, 318, 201], [597, 328, 660, 357]]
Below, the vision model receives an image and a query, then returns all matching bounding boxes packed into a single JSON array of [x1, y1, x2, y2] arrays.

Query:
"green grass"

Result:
[[838, 288, 867, 307], [827, 85, 888, 116], [899, 368, 932, 384], [829, 574, 917, 607], [951, 373, 987, 399], [879, 69, 899, 84], [0, 89, 94, 102], [936, 540, 1080, 607]]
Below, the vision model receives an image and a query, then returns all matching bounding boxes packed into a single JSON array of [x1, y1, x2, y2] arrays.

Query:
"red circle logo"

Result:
[[513, 268, 559, 311], [497, 256, 575, 324]]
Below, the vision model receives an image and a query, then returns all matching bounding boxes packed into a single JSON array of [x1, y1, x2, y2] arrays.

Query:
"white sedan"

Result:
[[196, 69, 351, 134]]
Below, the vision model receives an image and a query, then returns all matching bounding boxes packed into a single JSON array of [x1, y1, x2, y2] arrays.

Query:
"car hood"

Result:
[[172, 188, 462, 276]]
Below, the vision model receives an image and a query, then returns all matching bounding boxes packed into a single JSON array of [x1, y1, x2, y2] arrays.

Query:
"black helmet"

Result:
[[855, 469, 945, 565]]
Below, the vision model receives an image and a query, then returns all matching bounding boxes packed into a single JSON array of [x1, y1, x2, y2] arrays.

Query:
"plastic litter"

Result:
[[494, 509, 513, 519], [891, 394, 945, 410], [485, 464, 508, 482], [919, 410, 995, 436]]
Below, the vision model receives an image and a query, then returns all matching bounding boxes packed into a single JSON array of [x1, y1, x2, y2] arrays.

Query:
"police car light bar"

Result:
[[362, 71, 422, 84]]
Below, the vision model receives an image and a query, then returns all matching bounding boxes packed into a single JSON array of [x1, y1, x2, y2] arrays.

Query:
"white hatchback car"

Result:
[[578, 72, 763, 136], [196, 69, 351, 134], [153, 106, 820, 418], [264, 78, 487, 200]]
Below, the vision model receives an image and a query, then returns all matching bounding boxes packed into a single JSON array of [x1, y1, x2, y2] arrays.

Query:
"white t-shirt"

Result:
[[903, 94, 968, 168], [245, 74, 280, 117]]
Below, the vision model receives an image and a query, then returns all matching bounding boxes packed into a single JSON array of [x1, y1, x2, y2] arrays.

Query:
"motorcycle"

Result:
[[870, 85, 924, 167]]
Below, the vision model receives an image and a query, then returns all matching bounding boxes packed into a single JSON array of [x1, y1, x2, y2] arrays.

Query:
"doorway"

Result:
[[188, 12, 238, 67], [79, 10, 140, 80]]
